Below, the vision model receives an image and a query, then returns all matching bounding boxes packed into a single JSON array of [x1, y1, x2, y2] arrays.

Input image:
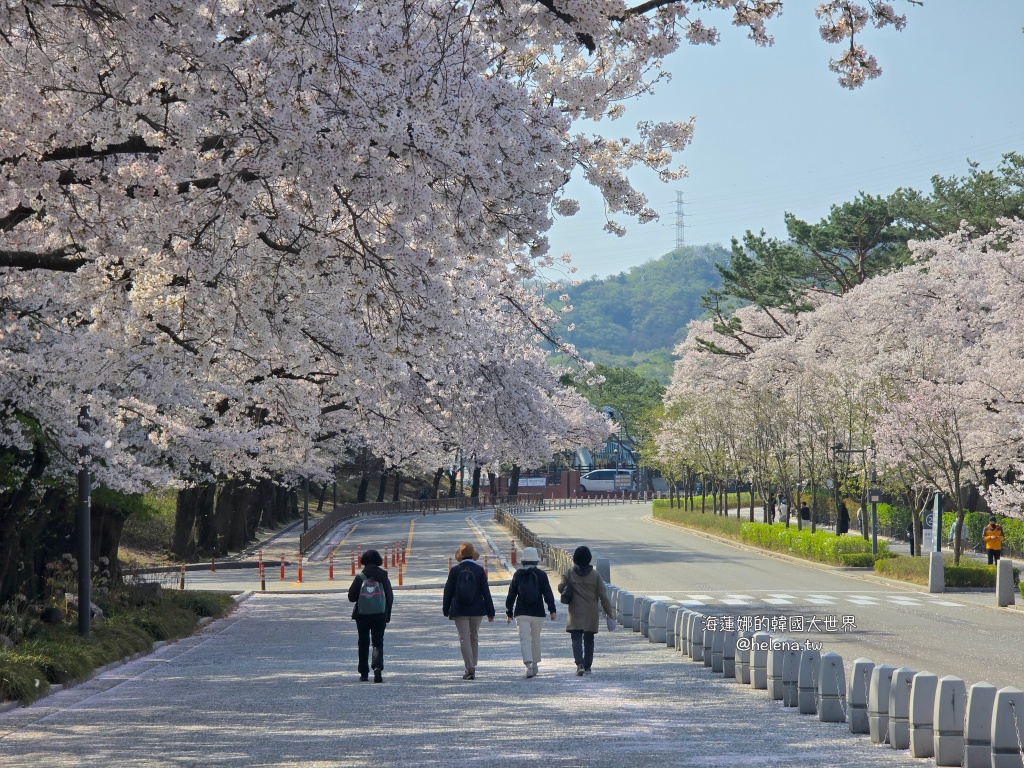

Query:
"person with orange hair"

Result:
[[442, 542, 495, 680]]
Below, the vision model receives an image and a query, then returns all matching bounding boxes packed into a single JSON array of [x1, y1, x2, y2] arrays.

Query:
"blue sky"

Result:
[[545, 1, 1024, 281]]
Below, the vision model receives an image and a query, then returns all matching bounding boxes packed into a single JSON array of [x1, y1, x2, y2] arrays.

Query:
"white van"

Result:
[[579, 469, 635, 493]]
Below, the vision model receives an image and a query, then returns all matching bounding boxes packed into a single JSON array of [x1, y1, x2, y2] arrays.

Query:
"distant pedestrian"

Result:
[[983, 516, 1005, 565], [948, 520, 962, 549], [838, 505, 850, 535], [799, 502, 811, 521], [442, 542, 495, 680], [347, 549, 394, 683], [505, 547, 557, 678], [558, 545, 614, 676]]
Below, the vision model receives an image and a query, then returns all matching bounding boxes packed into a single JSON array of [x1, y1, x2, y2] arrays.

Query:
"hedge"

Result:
[[874, 554, 1021, 587], [652, 501, 885, 565]]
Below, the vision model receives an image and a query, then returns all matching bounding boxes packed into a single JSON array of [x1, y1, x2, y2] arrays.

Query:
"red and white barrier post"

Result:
[[328, 551, 334, 580], [297, 552, 303, 583]]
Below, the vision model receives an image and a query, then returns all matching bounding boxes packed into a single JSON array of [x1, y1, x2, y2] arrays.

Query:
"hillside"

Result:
[[549, 244, 728, 382]]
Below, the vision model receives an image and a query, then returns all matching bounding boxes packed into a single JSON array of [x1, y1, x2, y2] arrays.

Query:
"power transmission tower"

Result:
[[675, 190, 685, 249]]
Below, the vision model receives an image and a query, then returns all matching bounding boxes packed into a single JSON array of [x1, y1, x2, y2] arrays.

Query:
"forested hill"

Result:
[[549, 244, 729, 383]]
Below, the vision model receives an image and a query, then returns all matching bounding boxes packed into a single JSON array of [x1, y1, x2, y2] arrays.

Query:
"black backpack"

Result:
[[517, 568, 540, 605], [455, 565, 479, 605]]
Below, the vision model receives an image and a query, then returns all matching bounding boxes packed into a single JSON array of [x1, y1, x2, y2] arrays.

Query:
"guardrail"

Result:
[[299, 493, 543, 553], [494, 505, 575, 577]]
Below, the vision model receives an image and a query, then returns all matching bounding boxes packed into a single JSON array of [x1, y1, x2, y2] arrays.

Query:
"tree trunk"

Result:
[[509, 465, 521, 497], [357, 472, 370, 503], [447, 469, 458, 498], [376, 471, 388, 503], [431, 468, 444, 499], [173, 484, 216, 560], [487, 472, 498, 500], [392, 473, 402, 502], [470, 467, 481, 498]]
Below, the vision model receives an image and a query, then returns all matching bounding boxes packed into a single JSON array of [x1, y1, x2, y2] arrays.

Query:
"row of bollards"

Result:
[[604, 584, 1024, 768]]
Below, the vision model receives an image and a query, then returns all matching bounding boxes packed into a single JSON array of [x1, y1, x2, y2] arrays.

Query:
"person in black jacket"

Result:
[[347, 549, 394, 683], [505, 547, 556, 678], [442, 542, 495, 680]]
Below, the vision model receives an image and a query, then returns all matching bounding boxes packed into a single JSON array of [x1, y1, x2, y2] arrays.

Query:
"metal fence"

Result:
[[494, 504, 576, 577]]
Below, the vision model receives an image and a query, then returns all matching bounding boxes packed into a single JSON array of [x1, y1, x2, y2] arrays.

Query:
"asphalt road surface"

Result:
[[514, 501, 1024, 690]]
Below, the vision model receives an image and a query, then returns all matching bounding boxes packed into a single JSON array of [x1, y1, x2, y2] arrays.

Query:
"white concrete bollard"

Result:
[[666, 604, 680, 648], [711, 628, 725, 673], [735, 630, 753, 685], [781, 645, 801, 707], [929, 550, 945, 593], [909, 672, 938, 758], [767, 642, 788, 700], [868, 663, 896, 743], [638, 597, 650, 635], [649, 601, 668, 644], [723, 630, 737, 679], [688, 613, 704, 662], [991, 686, 1024, 768], [617, 590, 633, 628], [965, 681, 997, 768], [675, 608, 688, 652], [702, 625, 714, 668], [633, 596, 646, 633], [997, 559, 1016, 607], [889, 667, 916, 750], [751, 632, 771, 690], [848, 658, 875, 734], [818, 652, 846, 723], [934, 675, 967, 767], [797, 648, 821, 715]]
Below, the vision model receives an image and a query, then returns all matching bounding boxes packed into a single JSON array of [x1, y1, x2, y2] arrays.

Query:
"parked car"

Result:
[[579, 469, 635, 493]]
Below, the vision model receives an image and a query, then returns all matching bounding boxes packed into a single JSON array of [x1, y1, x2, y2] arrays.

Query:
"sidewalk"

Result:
[[0, 591, 922, 768]]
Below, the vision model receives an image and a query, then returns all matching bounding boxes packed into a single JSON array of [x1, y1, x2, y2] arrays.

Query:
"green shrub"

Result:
[[839, 553, 875, 568], [874, 554, 1020, 587], [0, 653, 49, 704], [0, 588, 234, 704], [1019, 582, 1024, 601], [165, 590, 234, 618], [738, 522, 882, 565], [874, 555, 930, 585], [652, 504, 745, 540], [876, 503, 912, 532]]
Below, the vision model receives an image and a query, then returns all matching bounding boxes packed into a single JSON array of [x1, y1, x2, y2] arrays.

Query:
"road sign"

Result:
[[923, 511, 933, 530]]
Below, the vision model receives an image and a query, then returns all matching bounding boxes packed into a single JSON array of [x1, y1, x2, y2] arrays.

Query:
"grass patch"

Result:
[[653, 500, 881, 565], [652, 503, 745, 540], [0, 588, 235, 704], [874, 554, 1020, 587]]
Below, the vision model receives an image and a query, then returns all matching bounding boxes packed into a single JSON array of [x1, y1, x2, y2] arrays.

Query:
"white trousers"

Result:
[[516, 615, 545, 665]]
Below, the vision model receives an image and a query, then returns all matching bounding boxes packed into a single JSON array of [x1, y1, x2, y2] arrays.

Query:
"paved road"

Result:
[[180, 509, 517, 593], [0, 592, 924, 768], [516, 501, 1024, 690]]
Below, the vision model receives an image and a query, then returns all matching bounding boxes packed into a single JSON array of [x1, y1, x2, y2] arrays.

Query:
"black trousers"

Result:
[[356, 615, 387, 674], [988, 548, 1002, 565], [570, 630, 595, 670]]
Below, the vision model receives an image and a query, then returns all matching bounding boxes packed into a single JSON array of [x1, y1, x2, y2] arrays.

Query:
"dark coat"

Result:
[[348, 564, 394, 623], [558, 564, 613, 633], [505, 565, 556, 618], [442, 560, 495, 619]]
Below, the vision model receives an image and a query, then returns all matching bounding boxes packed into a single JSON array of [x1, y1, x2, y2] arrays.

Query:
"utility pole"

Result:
[[675, 190, 685, 249]]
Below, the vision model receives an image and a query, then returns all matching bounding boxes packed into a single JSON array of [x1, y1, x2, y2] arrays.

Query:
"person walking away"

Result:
[[442, 542, 495, 680], [983, 516, 1005, 565], [347, 549, 394, 683], [558, 545, 614, 676], [505, 547, 556, 678]]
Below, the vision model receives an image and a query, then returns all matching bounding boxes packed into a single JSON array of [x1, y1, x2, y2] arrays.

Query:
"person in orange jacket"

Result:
[[982, 516, 1005, 565]]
